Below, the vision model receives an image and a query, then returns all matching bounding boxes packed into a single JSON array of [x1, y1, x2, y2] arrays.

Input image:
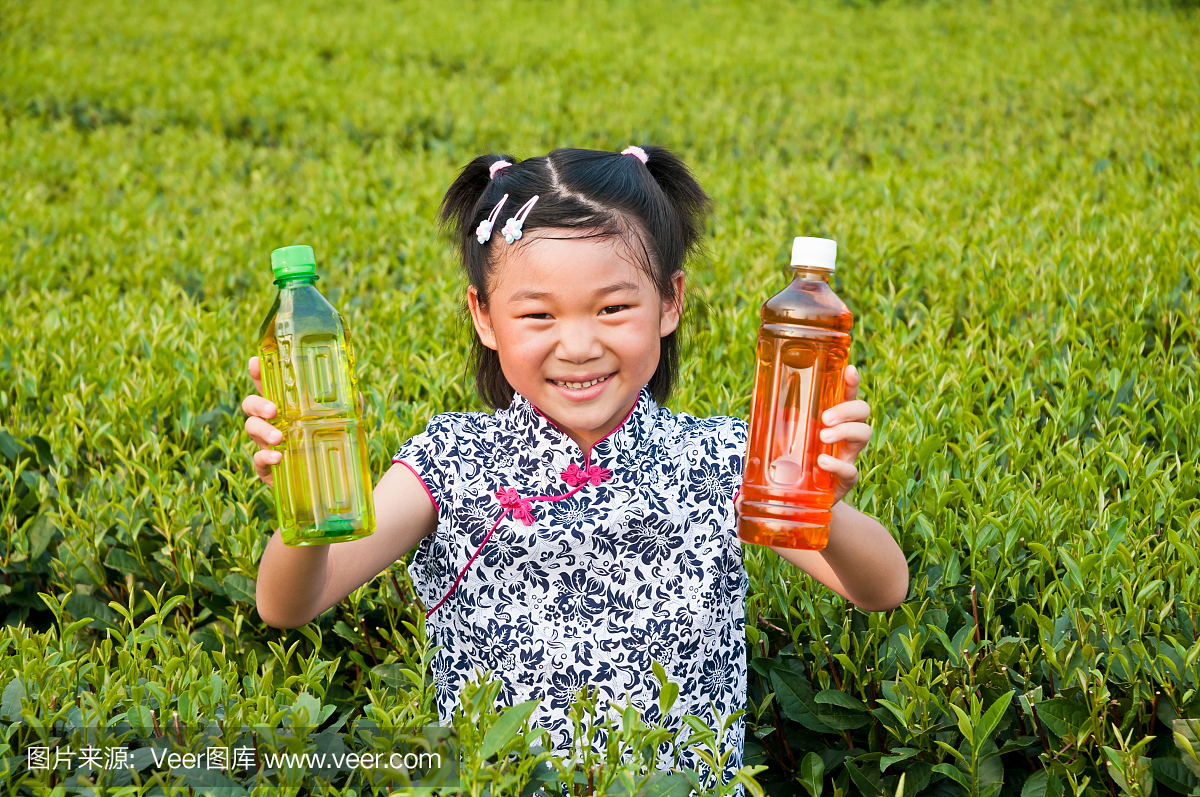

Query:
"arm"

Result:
[[769, 501, 908, 612], [738, 364, 909, 611], [255, 463, 438, 628], [243, 355, 438, 629]]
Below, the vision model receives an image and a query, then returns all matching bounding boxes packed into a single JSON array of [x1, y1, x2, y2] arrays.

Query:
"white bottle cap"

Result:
[[790, 237, 837, 271]]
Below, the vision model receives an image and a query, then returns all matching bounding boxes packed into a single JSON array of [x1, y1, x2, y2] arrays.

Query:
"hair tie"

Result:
[[476, 194, 509, 244], [489, 160, 512, 180], [620, 146, 648, 164], [501, 196, 539, 244]]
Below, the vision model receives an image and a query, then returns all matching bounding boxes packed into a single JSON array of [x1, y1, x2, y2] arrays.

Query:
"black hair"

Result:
[[439, 146, 712, 410]]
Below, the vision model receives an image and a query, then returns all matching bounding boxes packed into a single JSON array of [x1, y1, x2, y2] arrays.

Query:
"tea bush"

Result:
[[1, 0, 1198, 794]]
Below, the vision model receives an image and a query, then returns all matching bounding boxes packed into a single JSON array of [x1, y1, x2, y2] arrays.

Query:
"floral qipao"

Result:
[[392, 387, 749, 787]]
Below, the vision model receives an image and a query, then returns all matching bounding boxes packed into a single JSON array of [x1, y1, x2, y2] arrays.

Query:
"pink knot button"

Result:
[[560, 463, 613, 487], [495, 487, 536, 526]]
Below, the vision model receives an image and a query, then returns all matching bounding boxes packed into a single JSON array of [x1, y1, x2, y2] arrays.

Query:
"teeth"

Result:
[[552, 374, 611, 390]]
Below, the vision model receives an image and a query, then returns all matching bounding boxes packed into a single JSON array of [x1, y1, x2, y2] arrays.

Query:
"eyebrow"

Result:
[[508, 280, 641, 303]]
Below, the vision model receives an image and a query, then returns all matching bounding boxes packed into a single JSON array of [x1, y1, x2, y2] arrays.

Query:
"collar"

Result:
[[425, 385, 661, 619], [500, 385, 659, 470]]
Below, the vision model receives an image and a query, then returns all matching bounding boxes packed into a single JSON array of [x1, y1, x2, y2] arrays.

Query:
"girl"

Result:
[[243, 146, 908, 790]]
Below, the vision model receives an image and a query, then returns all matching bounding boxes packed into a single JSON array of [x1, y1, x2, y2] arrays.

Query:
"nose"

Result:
[[554, 317, 605, 363]]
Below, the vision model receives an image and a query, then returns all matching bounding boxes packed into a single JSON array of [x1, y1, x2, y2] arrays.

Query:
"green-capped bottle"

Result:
[[258, 245, 375, 546]]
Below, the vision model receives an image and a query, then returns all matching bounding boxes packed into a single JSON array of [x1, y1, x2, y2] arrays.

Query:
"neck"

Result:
[[790, 267, 831, 281], [532, 390, 641, 457]]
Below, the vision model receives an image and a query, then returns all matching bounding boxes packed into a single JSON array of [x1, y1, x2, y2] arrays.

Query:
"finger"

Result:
[[253, 449, 280, 486], [248, 356, 264, 395], [822, 399, 871, 426], [833, 438, 869, 465], [254, 448, 283, 468], [241, 392, 277, 421], [817, 454, 858, 484], [819, 422, 873, 447], [244, 415, 284, 448], [842, 364, 860, 402]]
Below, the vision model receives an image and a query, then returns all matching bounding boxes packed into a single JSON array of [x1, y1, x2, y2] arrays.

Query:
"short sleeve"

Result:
[[391, 414, 459, 515]]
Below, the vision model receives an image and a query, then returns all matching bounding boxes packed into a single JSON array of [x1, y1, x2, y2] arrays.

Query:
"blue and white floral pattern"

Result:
[[392, 387, 749, 792]]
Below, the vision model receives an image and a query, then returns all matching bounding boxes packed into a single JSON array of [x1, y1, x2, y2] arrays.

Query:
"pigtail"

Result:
[[629, 145, 712, 406], [638, 145, 712, 262], [439, 154, 518, 245], [439, 154, 521, 411]]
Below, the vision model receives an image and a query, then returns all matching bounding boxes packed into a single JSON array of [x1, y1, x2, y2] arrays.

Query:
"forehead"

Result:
[[491, 231, 651, 301]]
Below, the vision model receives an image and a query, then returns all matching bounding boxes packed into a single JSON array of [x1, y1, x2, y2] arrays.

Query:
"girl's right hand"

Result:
[[242, 356, 283, 487]]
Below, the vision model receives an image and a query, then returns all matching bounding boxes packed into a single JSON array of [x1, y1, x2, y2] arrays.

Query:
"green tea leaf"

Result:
[[479, 699, 539, 760], [1152, 757, 1200, 794], [815, 688, 869, 713], [0, 430, 27, 462], [800, 751, 825, 797], [1033, 698, 1089, 739], [659, 679, 680, 717], [635, 771, 696, 797], [28, 514, 57, 561], [975, 690, 1014, 749], [769, 669, 835, 734], [289, 692, 322, 728], [371, 663, 405, 689], [0, 678, 26, 721], [26, 435, 54, 469], [223, 573, 256, 604], [1022, 769, 1065, 797], [846, 760, 885, 797], [881, 747, 920, 772], [104, 547, 145, 577], [933, 763, 971, 791]]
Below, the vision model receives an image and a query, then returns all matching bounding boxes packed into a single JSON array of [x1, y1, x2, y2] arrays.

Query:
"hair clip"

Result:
[[501, 195, 539, 244], [620, 145, 648, 164], [489, 160, 512, 180], [476, 193, 509, 244]]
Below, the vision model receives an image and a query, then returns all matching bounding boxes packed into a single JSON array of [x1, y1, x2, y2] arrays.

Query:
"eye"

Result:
[[522, 313, 552, 320], [600, 305, 629, 315]]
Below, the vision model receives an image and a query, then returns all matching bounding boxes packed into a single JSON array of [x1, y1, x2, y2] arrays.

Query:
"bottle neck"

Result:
[[275, 276, 319, 288], [790, 266, 832, 282]]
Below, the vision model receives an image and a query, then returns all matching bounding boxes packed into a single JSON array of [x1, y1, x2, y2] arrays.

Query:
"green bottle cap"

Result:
[[271, 245, 317, 281]]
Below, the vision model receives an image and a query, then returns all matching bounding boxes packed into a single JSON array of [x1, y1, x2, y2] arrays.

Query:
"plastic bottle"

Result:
[[738, 237, 853, 550], [257, 245, 376, 546]]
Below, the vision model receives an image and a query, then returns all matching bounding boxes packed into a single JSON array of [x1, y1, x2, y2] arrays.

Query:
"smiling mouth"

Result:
[[548, 373, 614, 390]]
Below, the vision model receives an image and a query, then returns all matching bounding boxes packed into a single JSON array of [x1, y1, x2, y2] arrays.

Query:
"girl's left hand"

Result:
[[818, 364, 872, 505]]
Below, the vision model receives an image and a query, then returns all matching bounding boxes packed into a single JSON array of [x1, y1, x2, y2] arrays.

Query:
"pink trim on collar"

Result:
[[527, 389, 643, 467], [424, 466, 611, 618], [424, 390, 643, 619]]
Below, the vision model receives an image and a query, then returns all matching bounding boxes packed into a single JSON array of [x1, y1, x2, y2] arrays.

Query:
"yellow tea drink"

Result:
[[258, 245, 376, 546]]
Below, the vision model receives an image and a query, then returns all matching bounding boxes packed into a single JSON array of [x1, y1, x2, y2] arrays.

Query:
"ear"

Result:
[[467, 285, 499, 351], [659, 270, 685, 337]]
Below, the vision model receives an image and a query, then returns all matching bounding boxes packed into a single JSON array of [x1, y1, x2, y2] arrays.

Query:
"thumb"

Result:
[[842, 364, 860, 402], [248, 356, 264, 395]]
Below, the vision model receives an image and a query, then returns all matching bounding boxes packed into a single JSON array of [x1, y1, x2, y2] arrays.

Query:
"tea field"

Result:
[[1, 0, 1198, 794]]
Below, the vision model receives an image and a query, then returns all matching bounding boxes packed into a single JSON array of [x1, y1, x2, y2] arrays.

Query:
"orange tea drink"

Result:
[[257, 245, 376, 546], [738, 237, 852, 550]]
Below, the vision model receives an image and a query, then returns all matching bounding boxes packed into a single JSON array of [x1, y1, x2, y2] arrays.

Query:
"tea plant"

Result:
[[1, 0, 1198, 794]]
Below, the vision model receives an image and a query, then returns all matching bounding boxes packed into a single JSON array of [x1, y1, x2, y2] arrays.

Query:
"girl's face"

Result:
[[467, 231, 684, 454]]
